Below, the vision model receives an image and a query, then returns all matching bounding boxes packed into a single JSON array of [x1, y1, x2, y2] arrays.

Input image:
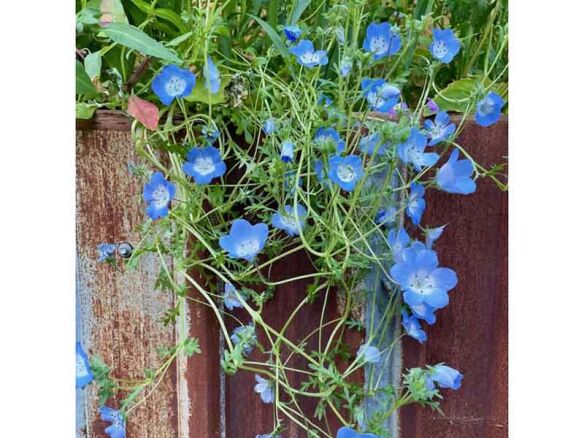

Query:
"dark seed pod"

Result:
[[117, 242, 133, 259]]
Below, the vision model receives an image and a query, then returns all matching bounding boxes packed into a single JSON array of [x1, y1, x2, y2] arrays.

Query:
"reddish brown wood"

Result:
[[399, 120, 508, 438]]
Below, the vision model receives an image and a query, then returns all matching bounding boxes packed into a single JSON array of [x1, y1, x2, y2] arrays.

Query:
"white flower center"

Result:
[[430, 123, 446, 139], [152, 185, 170, 208], [279, 215, 299, 233], [367, 91, 386, 110], [76, 353, 88, 376], [478, 98, 495, 115], [432, 41, 448, 59], [165, 75, 187, 96], [193, 157, 216, 175], [370, 36, 389, 55], [300, 51, 320, 64], [408, 272, 434, 294], [406, 144, 422, 163], [336, 164, 356, 182], [237, 239, 260, 257]]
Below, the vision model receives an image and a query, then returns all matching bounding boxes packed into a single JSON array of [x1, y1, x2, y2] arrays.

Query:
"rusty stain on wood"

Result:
[[76, 128, 179, 437], [400, 120, 508, 438]]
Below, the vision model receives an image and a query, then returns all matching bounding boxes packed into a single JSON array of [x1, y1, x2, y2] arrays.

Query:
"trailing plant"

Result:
[[76, 0, 508, 437]]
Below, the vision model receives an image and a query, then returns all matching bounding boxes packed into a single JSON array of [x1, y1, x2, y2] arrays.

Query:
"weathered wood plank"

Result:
[[76, 129, 179, 437], [399, 120, 508, 438]]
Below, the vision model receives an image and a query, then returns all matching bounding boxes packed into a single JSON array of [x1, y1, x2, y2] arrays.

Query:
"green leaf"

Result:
[[100, 0, 128, 24], [100, 23, 181, 63], [76, 60, 98, 97], [76, 103, 97, 119], [290, 0, 312, 25], [185, 74, 229, 105], [248, 15, 289, 59], [84, 52, 102, 80], [433, 78, 476, 113]]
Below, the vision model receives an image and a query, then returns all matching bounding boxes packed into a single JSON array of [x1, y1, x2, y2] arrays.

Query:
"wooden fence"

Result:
[[76, 112, 507, 437]]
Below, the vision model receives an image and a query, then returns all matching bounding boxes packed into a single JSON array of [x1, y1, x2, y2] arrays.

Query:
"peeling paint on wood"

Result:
[[76, 128, 179, 437]]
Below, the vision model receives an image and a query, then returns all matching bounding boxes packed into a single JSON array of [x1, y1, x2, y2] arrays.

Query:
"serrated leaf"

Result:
[[127, 95, 159, 130], [76, 103, 97, 119], [84, 52, 102, 80], [76, 60, 99, 97], [100, 0, 128, 25], [101, 22, 181, 63], [248, 14, 289, 59], [290, 0, 312, 25]]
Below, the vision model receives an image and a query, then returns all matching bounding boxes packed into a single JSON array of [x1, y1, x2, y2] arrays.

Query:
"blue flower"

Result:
[[290, 40, 328, 68], [328, 155, 364, 192], [263, 118, 276, 135], [230, 325, 257, 355], [337, 426, 379, 438], [219, 219, 269, 262], [76, 342, 94, 388], [429, 29, 461, 64], [223, 282, 247, 311], [356, 344, 382, 364], [280, 141, 295, 163], [314, 159, 327, 183], [254, 374, 275, 404], [436, 149, 476, 195], [143, 172, 176, 220], [363, 22, 401, 60], [424, 111, 456, 146], [361, 79, 400, 112], [426, 99, 439, 113], [152, 64, 196, 106], [318, 93, 333, 107], [402, 310, 427, 343], [409, 302, 437, 325], [430, 364, 463, 390], [182, 146, 227, 185], [390, 248, 458, 309], [271, 204, 308, 236], [202, 126, 220, 144], [283, 25, 301, 42], [97, 243, 117, 263], [425, 225, 446, 248], [387, 227, 411, 264], [397, 128, 439, 171], [339, 58, 352, 77], [359, 132, 389, 156], [406, 182, 426, 226], [203, 56, 221, 94], [99, 406, 126, 438], [314, 127, 345, 153], [475, 91, 505, 127], [376, 206, 397, 226]]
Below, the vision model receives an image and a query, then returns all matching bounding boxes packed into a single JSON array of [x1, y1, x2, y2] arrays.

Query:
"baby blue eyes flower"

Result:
[[97, 243, 117, 263], [280, 141, 295, 163], [254, 374, 275, 404], [359, 132, 389, 156], [152, 64, 196, 106], [337, 426, 379, 438], [339, 58, 352, 77], [436, 149, 476, 195], [376, 206, 397, 226], [356, 344, 382, 364], [361, 79, 401, 112], [328, 155, 364, 192], [182, 146, 227, 185], [219, 219, 269, 262], [409, 302, 437, 325], [363, 22, 401, 60], [231, 325, 257, 355], [314, 127, 345, 153], [99, 406, 126, 438], [290, 39, 328, 68], [424, 111, 456, 146], [76, 342, 94, 388], [203, 56, 221, 94], [223, 282, 247, 311], [429, 28, 461, 64], [406, 182, 426, 226], [475, 91, 505, 127], [143, 172, 176, 220], [283, 25, 301, 42], [390, 248, 458, 309], [387, 227, 411, 264], [425, 225, 446, 249], [397, 128, 439, 172], [402, 310, 428, 343], [430, 364, 463, 390], [426, 99, 439, 113], [271, 204, 308, 236], [263, 118, 276, 135], [202, 126, 220, 144]]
